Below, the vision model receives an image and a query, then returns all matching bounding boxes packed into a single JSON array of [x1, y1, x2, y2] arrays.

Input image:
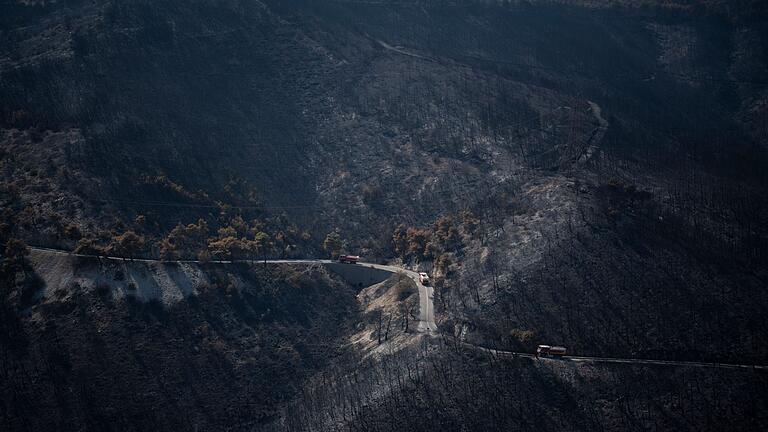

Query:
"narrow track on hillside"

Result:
[[375, 39, 437, 63], [29, 247, 438, 333], [464, 343, 767, 371], [29, 247, 767, 371], [575, 101, 609, 164]]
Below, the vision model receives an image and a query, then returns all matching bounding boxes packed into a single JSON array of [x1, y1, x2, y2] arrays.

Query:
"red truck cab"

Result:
[[338, 255, 360, 264]]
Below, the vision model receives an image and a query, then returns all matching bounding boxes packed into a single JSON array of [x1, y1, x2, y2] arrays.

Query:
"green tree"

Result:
[[197, 249, 211, 264], [217, 226, 237, 239], [207, 236, 242, 261], [159, 238, 178, 261], [73, 237, 104, 256], [229, 216, 249, 237], [252, 231, 270, 263], [273, 231, 287, 258], [323, 231, 343, 259], [161, 219, 209, 259], [109, 231, 145, 260]]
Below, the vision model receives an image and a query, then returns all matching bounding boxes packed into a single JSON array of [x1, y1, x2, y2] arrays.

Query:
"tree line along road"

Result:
[[27, 247, 768, 371]]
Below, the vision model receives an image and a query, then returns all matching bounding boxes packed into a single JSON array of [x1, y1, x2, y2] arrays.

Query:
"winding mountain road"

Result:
[[28, 247, 766, 370], [361, 262, 437, 332], [29, 247, 438, 333]]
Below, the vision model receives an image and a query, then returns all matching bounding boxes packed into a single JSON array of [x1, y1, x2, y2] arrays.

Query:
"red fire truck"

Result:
[[338, 255, 360, 264]]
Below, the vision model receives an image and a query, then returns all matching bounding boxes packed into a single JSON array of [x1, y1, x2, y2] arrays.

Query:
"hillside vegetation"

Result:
[[2, 0, 768, 430]]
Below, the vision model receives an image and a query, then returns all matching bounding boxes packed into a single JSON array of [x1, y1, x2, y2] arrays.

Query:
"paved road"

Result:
[[29, 247, 439, 333], [465, 343, 767, 371], [29, 247, 767, 370], [360, 263, 437, 332]]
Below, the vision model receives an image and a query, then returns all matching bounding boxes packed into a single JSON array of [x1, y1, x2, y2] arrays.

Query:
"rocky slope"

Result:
[[0, 254, 361, 431]]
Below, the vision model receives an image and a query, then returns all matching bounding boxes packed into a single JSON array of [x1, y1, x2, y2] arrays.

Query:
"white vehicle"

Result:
[[537, 345, 567, 357], [418, 272, 431, 285]]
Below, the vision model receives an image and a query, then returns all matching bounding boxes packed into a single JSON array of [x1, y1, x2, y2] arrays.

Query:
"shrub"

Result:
[[107, 230, 146, 259], [159, 238, 178, 261], [197, 249, 211, 264], [161, 219, 209, 260], [509, 328, 535, 343], [62, 223, 82, 239], [73, 237, 104, 255], [322, 231, 343, 259]]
